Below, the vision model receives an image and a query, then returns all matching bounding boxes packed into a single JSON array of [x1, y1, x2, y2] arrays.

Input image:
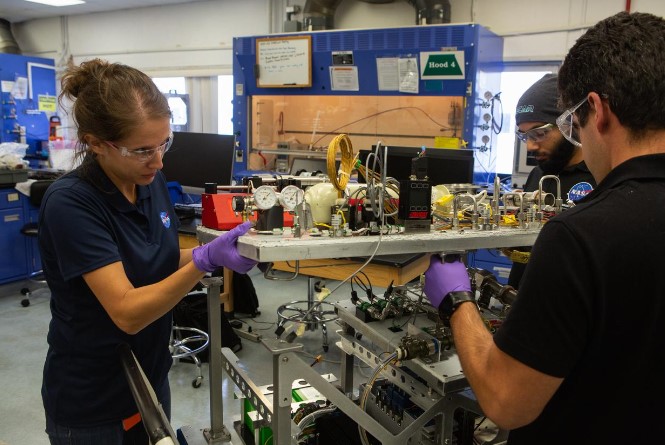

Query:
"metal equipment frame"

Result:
[[193, 225, 536, 445]]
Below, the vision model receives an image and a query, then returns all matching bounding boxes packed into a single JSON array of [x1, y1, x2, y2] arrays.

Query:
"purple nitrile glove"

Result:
[[423, 254, 472, 308], [192, 221, 257, 274]]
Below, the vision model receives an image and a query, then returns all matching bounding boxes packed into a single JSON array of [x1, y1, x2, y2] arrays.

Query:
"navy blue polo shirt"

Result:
[[39, 161, 180, 427]]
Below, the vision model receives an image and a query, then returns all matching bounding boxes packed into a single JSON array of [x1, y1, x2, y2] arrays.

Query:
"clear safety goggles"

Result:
[[105, 131, 174, 162], [556, 97, 587, 147], [515, 123, 556, 143]]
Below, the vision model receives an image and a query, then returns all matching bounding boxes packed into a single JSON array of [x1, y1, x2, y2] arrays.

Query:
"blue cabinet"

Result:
[[468, 249, 512, 285], [0, 188, 29, 284]]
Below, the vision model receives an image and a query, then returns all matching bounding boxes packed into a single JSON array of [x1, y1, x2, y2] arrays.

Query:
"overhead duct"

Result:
[[303, 0, 343, 31], [301, 0, 451, 31], [0, 19, 21, 54], [409, 0, 452, 25]]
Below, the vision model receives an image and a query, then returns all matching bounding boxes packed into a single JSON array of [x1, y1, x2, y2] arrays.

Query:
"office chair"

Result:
[[170, 325, 210, 388], [19, 179, 54, 307], [172, 291, 213, 388], [275, 277, 339, 352]]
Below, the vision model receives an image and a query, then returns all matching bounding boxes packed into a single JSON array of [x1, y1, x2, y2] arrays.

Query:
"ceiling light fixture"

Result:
[[24, 0, 86, 6]]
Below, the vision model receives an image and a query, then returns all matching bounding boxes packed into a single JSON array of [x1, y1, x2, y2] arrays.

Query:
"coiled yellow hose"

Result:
[[327, 134, 356, 198]]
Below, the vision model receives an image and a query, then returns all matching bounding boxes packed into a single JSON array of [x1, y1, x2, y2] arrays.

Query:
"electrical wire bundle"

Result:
[[281, 141, 401, 344], [327, 133, 357, 198], [354, 162, 399, 218], [293, 402, 337, 445], [431, 190, 489, 230], [361, 143, 400, 221], [357, 352, 399, 445]]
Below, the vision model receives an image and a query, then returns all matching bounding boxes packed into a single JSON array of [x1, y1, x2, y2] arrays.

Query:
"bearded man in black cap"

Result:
[[507, 73, 596, 289]]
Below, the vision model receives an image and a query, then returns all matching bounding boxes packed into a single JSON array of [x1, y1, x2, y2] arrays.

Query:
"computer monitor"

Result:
[[357, 146, 475, 185], [160, 132, 235, 194]]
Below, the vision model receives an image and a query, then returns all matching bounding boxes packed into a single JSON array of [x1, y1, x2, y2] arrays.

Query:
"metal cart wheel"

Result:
[[20, 288, 30, 307]]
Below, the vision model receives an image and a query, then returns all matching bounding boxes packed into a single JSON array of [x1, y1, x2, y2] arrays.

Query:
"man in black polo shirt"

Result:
[[423, 11, 665, 444], [507, 73, 596, 288]]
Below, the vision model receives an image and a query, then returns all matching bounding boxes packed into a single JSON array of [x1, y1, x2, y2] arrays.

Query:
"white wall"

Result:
[[312, 0, 665, 62], [12, 0, 665, 76], [9, 0, 664, 136], [13, 0, 270, 76], [12, 0, 272, 133]]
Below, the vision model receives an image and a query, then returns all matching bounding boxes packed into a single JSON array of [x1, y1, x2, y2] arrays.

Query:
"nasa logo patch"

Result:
[[567, 182, 594, 202], [160, 211, 171, 228]]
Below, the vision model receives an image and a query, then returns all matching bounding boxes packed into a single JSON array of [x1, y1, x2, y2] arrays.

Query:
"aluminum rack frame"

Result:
[[195, 225, 538, 444], [197, 226, 541, 262]]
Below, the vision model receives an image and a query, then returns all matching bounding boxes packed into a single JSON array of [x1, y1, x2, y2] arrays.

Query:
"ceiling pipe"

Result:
[[0, 18, 21, 54], [408, 0, 452, 25], [303, 0, 344, 31]]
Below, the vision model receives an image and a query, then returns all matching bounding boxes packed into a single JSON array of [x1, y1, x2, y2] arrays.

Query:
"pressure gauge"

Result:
[[253, 185, 278, 210], [278, 185, 304, 211]]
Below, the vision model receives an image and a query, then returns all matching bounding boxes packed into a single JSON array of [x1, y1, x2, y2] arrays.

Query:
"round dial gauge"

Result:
[[278, 185, 304, 211], [253, 185, 278, 210]]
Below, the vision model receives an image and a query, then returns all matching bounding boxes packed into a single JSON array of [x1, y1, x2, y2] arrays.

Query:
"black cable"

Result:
[[233, 315, 276, 331], [474, 416, 487, 431], [397, 313, 414, 329], [352, 271, 373, 297], [491, 93, 503, 135], [235, 316, 273, 325]]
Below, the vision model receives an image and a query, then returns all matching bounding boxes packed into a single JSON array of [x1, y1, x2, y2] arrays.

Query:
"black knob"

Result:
[[231, 196, 245, 212]]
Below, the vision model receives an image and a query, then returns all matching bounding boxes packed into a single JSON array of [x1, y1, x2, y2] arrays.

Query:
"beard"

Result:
[[538, 137, 576, 174]]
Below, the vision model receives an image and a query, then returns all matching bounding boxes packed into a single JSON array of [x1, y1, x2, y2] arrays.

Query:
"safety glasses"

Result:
[[556, 97, 588, 147], [105, 131, 174, 163], [515, 123, 556, 143]]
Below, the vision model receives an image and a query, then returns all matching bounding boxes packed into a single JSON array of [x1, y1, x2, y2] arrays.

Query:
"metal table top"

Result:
[[197, 225, 541, 262]]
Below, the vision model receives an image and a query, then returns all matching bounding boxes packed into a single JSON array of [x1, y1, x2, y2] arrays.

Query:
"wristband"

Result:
[[438, 291, 476, 325]]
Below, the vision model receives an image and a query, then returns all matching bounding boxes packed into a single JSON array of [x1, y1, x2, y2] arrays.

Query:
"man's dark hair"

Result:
[[558, 12, 665, 136]]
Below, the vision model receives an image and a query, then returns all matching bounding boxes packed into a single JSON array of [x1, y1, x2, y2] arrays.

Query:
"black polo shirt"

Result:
[[508, 161, 596, 288], [39, 161, 180, 426], [494, 153, 665, 444]]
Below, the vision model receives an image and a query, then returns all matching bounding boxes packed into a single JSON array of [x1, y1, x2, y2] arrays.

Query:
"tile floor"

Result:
[[0, 269, 370, 445]]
